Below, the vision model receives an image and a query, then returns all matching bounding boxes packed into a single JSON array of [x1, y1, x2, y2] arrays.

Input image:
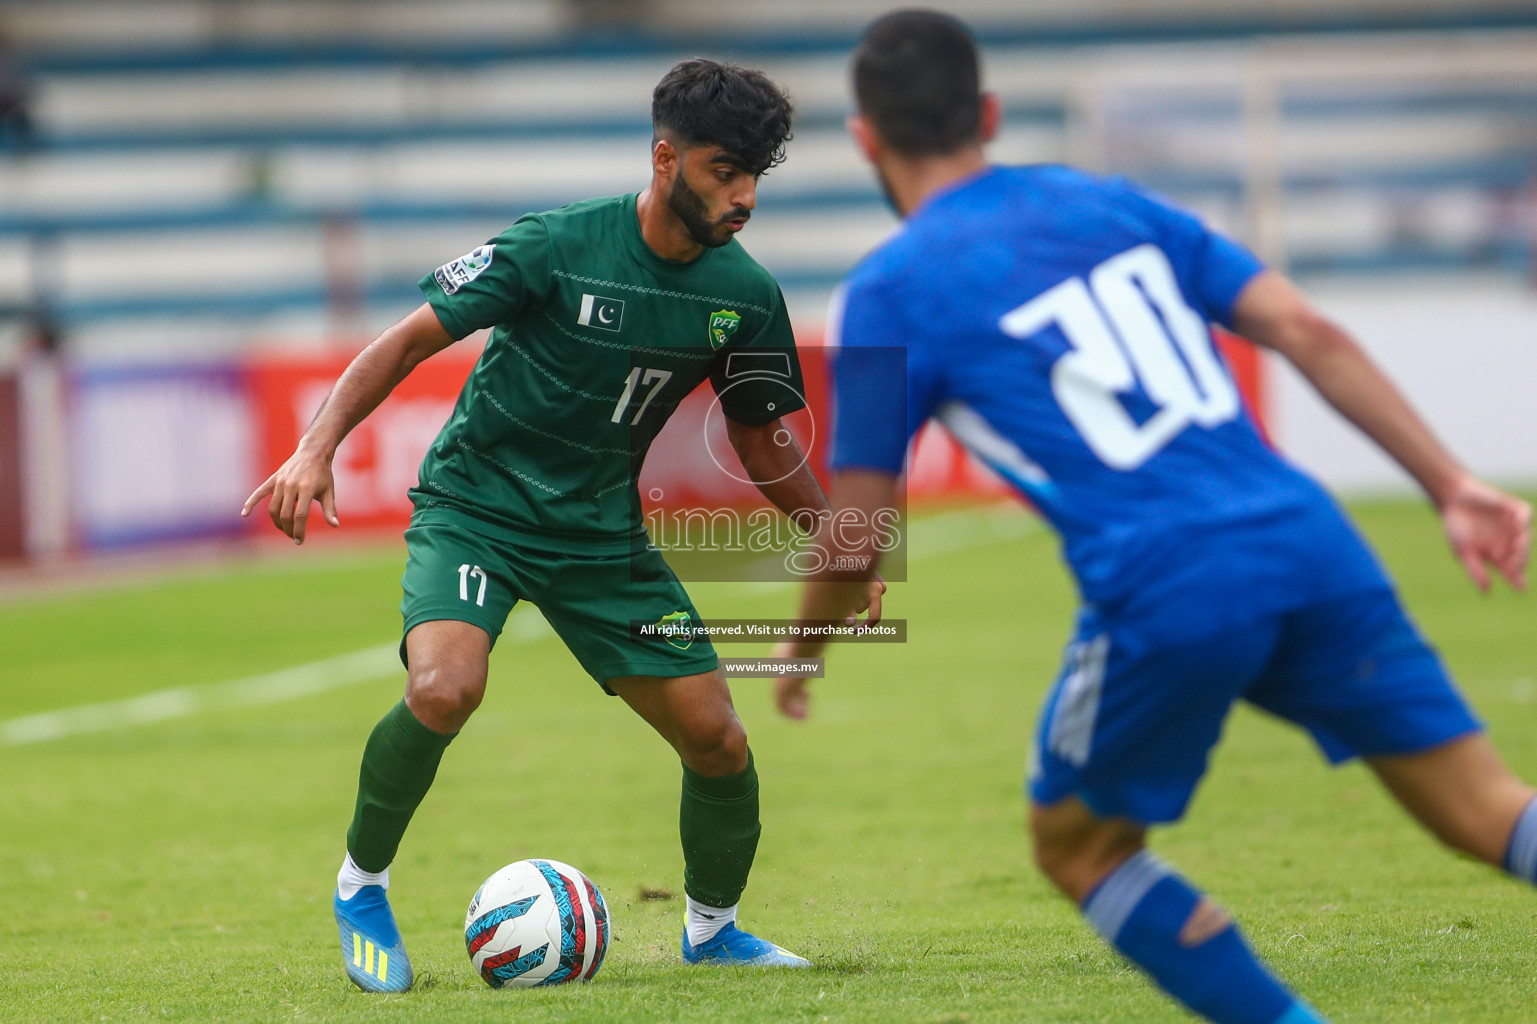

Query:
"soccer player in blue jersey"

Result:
[[777, 10, 1535, 1024]]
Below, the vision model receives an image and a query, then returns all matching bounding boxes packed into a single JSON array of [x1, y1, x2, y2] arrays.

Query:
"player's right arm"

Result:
[[240, 303, 455, 544], [1230, 270, 1531, 591]]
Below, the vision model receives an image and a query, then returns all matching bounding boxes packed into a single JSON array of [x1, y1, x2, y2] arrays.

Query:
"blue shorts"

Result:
[[1028, 587, 1481, 825]]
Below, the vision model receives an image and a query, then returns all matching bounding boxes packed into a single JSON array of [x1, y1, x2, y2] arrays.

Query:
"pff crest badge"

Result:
[[708, 309, 742, 349], [656, 610, 694, 650]]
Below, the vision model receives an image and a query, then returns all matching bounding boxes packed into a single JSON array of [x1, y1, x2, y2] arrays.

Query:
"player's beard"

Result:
[[669, 173, 749, 249]]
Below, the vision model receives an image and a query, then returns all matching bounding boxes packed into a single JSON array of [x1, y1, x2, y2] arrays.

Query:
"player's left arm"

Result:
[[726, 416, 888, 621], [770, 468, 899, 719], [725, 416, 828, 534], [768, 278, 929, 718], [1231, 269, 1532, 591]]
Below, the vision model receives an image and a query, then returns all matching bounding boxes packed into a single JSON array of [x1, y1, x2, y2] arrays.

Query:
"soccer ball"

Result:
[[465, 859, 611, 988]]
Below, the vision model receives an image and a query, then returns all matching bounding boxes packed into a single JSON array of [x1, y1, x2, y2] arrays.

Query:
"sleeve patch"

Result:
[[434, 245, 495, 295]]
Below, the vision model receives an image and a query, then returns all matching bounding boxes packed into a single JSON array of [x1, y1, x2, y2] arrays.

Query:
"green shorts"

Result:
[[399, 512, 718, 693]]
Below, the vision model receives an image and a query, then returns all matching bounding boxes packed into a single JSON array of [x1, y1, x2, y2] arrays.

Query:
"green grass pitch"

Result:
[[2, 498, 1535, 1023]]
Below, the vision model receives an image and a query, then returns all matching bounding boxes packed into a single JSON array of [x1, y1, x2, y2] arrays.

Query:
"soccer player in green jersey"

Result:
[[242, 59, 879, 991]]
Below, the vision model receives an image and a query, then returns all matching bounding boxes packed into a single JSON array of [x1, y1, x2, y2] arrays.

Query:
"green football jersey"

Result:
[[414, 192, 805, 553]]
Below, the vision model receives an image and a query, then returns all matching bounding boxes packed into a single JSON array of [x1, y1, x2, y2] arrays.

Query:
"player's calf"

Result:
[[1032, 798, 1329, 1024], [611, 669, 750, 776], [610, 672, 778, 957], [1368, 733, 1537, 870]]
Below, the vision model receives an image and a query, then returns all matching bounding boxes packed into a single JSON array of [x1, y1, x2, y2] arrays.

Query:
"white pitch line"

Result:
[[0, 612, 558, 748], [0, 505, 1038, 747], [1, 643, 401, 747]]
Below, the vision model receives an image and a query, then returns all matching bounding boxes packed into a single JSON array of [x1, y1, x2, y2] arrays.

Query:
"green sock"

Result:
[[345, 700, 457, 873], [679, 749, 761, 908]]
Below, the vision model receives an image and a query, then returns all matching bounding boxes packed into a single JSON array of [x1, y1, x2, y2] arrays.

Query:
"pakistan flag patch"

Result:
[[708, 309, 742, 349]]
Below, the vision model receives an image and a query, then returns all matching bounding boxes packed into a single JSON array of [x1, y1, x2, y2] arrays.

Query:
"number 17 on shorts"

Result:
[[458, 564, 487, 607]]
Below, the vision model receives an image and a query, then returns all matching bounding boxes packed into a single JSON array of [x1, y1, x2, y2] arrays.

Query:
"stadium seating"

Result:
[[0, 5, 1534, 355]]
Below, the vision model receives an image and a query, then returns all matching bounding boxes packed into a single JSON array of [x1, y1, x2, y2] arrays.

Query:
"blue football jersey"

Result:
[[830, 165, 1388, 638]]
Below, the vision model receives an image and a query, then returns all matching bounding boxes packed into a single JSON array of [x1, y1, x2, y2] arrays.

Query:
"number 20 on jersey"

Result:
[[999, 243, 1240, 471]]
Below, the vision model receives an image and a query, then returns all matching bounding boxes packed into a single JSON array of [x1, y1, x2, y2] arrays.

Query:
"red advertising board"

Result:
[[246, 347, 482, 534], [245, 345, 831, 535], [1217, 330, 1269, 442], [245, 332, 1268, 538]]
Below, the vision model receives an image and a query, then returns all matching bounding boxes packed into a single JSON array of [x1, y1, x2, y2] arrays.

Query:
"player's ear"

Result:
[[846, 113, 881, 164], [978, 93, 1001, 145], [652, 137, 679, 182]]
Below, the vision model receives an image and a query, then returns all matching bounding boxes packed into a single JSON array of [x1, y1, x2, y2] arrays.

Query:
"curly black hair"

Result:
[[652, 59, 794, 176]]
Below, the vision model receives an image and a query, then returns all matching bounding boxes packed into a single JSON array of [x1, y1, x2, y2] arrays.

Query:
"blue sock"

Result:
[[1082, 851, 1328, 1024], [1503, 795, 1537, 882]]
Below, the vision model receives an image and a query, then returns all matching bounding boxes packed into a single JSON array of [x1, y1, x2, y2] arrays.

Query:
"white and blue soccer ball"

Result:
[[465, 858, 611, 988]]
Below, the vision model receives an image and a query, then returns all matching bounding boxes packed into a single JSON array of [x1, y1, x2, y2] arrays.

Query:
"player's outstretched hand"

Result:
[[1440, 475, 1531, 592], [240, 445, 340, 545], [770, 639, 814, 720], [774, 675, 811, 720], [844, 572, 888, 628]]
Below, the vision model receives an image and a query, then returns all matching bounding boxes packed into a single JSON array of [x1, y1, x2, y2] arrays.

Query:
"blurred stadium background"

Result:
[[0, 0, 1535, 562], [4, 7, 1537, 1019]]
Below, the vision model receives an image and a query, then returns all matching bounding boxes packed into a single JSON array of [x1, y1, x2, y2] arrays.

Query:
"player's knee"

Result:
[[1033, 841, 1140, 904], [405, 660, 486, 733], [1029, 805, 1144, 903], [679, 714, 748, 777], [1030, 830, 1089, 896]]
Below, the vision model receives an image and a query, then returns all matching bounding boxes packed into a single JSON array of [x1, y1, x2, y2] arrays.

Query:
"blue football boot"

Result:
[[334, 886, 413, 992], [682, 923, 812, 967]]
